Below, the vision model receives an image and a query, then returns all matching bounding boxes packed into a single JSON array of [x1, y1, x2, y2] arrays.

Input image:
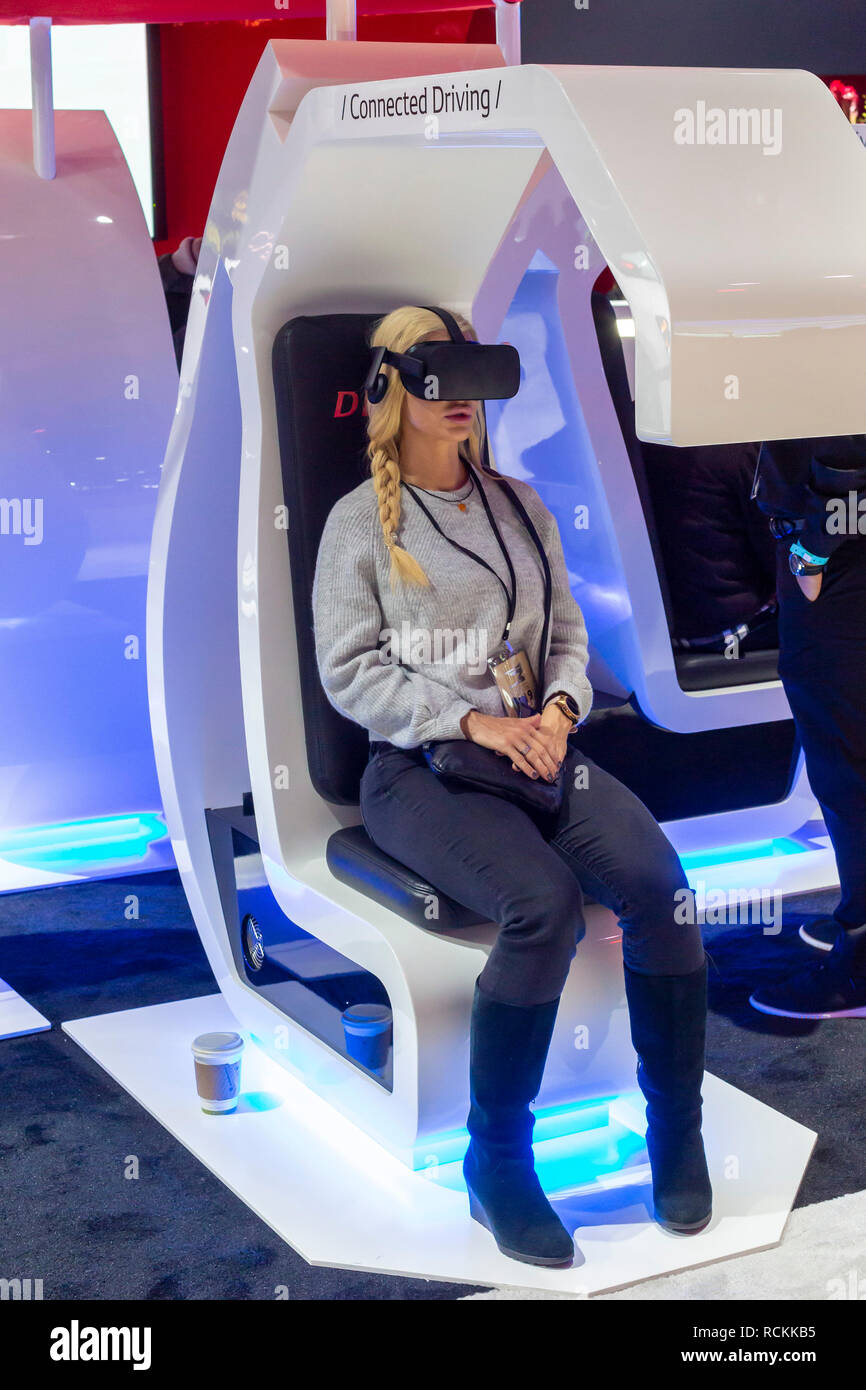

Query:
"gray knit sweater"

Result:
[[312, 465, 594, 748]]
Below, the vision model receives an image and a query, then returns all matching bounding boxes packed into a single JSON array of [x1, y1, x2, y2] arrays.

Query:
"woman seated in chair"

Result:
[[312, 304, 711, 1269]]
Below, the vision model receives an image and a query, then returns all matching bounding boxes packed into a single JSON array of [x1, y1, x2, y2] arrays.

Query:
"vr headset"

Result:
[[364, 305, 521, 404]]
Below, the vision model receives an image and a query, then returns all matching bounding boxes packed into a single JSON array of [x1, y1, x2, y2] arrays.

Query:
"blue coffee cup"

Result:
[[341, 1003, 392, 1071]]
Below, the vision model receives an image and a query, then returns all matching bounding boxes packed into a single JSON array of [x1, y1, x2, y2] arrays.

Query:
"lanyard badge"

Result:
[[403, 464, 553, 721], [488, 641, 538, 717]]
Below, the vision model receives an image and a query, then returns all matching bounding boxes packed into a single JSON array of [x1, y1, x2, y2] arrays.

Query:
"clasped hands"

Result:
[[461, 704, 571, 783]]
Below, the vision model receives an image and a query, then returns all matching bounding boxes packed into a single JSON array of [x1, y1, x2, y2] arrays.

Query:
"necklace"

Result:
[[401, 471, 475, 512]]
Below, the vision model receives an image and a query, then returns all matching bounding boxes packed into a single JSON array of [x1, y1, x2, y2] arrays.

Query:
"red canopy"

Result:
[[0, 0, 516, 20]]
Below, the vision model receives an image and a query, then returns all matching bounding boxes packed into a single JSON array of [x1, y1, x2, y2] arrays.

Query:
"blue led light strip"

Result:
[[0, 813, 168, 872], [679, 836, 807, 871]]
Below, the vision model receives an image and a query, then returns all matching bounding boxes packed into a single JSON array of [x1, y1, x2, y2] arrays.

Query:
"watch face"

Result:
[[789, 551, 819, 577]]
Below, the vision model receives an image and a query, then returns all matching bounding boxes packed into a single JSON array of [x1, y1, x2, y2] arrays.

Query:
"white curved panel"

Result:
[[544, 65, 866, 445], [475, 159, 794, 738], [0, 109, 177, 887], [150, 44, 852, 1164], [147, 41, 525, 1164]]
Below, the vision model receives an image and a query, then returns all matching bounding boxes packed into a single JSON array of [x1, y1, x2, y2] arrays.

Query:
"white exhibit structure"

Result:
[[0, 19, 175, 1037], [0, 80, 176, 894], [67, 40, 866, 1290]]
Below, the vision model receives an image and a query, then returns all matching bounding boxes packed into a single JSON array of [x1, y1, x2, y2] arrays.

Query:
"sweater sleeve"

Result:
[[312, 499, 476, 748], [531, 496, 594, 722]]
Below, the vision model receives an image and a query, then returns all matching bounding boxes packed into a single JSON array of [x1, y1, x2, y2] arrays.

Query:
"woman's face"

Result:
[[399, 329, 478, 443]]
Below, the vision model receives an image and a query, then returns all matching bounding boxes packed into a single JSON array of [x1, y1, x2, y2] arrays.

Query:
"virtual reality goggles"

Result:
[[364, 305, 521, 404]]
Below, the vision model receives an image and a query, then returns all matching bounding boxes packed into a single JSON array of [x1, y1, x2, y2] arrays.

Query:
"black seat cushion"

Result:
[[675, 647, 779, 690], [326, 825, 489, 933]]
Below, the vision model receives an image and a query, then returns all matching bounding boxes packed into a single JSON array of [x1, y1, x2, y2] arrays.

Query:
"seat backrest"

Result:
[[591, 290, 779, 688], [272, 313, 382, 805]]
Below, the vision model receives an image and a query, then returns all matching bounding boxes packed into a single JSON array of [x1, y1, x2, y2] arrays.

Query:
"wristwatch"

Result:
[[545, 691, 581, 728], [788, 540, 829, 578]]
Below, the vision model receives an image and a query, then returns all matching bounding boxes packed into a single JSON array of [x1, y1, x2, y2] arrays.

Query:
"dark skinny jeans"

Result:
[[360, 740, 705, 1007], [775, 536, 866, 929]]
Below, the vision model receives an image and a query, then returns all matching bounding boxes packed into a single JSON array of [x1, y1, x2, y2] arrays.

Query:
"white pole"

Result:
[[493, 0, 521, 67], [326, 0, 357, 42], [30, 16, 56, 180]]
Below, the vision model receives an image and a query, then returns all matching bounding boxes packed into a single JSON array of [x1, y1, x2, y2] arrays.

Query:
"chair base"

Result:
[[62, 992, 816, 1296]]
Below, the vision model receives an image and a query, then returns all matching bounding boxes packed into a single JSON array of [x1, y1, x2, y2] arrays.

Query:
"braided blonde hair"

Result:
[[366, 305, 509, 589]]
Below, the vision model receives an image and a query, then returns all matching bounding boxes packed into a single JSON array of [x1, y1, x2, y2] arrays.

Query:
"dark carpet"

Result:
[[0, 871, 484, 1300], [702, 897, 866, 1208], [0, 871, 862, 1299]]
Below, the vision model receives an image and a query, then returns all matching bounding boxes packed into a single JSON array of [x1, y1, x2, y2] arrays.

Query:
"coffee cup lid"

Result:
[[341, 1004, 392, 1031], [191, 1030, 244, 1056]]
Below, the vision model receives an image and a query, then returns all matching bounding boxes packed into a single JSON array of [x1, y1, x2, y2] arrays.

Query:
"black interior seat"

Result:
[[591, 291, 780, 690], [272, 314, 487, 933]]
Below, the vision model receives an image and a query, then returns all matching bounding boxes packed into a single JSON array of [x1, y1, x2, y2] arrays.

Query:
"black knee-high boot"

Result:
[[623, 958, 713, 1234], [462, 979, 574, 1267]]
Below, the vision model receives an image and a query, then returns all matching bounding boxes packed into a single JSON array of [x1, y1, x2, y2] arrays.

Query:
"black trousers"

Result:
[[776, 537, 866, 928], [360, 741, 704, 1007]]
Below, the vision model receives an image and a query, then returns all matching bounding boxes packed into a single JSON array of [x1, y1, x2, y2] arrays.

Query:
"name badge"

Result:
[[488, 641, 539, 717]]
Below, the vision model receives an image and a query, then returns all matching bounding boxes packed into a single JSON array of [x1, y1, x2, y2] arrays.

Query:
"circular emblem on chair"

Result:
[[241, 913, 265, 972]]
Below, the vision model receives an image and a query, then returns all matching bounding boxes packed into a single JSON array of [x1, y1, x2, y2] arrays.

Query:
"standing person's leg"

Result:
[[359, 744, 581, 1266], [539, 748, 712, 1232], [750, 541, 866, 1017]]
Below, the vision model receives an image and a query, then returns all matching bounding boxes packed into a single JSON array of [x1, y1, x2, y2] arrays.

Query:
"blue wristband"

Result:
[[790, 540, 829, 567]]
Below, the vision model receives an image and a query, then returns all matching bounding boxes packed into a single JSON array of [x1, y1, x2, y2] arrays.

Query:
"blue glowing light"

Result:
[[532, 1119, 649, 1196], [416, 1094, 618, 1170], [679, 836, 806, 871], [419, 1101, 650, 1199], [0, 813, 168, 874]]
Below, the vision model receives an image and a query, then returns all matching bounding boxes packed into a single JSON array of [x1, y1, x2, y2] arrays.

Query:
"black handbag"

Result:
[[422, 737, 565, 814], [419, 467, 568, 816]]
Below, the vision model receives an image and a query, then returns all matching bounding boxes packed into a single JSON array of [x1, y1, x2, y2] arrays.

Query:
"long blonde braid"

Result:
[[369, 436, 431, 588]]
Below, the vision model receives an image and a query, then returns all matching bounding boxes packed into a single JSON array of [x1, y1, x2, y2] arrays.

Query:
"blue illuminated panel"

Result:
[[418, 1093, 650, 1196], [679, 837, 807, 871], [0, 813, 168, 876]]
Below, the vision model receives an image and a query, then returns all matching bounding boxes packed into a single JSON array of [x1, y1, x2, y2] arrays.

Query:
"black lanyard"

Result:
[[401, 465, 552, 669], [402, 468, 520, 642]]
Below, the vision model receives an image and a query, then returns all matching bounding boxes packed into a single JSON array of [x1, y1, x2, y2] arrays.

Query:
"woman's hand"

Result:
[[536, 701, 572, 767], [462, 710, 562, 783]]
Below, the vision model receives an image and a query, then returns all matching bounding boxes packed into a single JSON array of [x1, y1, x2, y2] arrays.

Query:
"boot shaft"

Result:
[[624, 959, 708, 1127], [466, 981, 561, 1154]]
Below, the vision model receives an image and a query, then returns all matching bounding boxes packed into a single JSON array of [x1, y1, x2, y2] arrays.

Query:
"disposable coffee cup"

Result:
[[191, 1031, 244, 1113], [341, 1004, 392, 1071]]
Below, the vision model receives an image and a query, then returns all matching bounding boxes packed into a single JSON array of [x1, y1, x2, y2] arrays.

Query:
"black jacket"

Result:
[[642, 442, 777, 641], [157, 252, 195, 370], [754, 435, 866, 560]]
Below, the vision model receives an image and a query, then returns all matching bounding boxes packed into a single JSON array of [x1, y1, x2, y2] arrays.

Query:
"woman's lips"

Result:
[[445, 409, 472, 420]]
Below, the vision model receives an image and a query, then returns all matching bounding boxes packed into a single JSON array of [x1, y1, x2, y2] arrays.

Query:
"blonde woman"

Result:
[[312, 305, 711, 1267]]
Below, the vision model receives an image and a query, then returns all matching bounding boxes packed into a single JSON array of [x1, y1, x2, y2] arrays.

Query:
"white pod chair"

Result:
[[148, 43, 866, 1173]]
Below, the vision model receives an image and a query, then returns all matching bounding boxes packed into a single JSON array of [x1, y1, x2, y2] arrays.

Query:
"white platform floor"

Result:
[[63, 993, 817, 1297], [0, 977, 50, 1040]]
